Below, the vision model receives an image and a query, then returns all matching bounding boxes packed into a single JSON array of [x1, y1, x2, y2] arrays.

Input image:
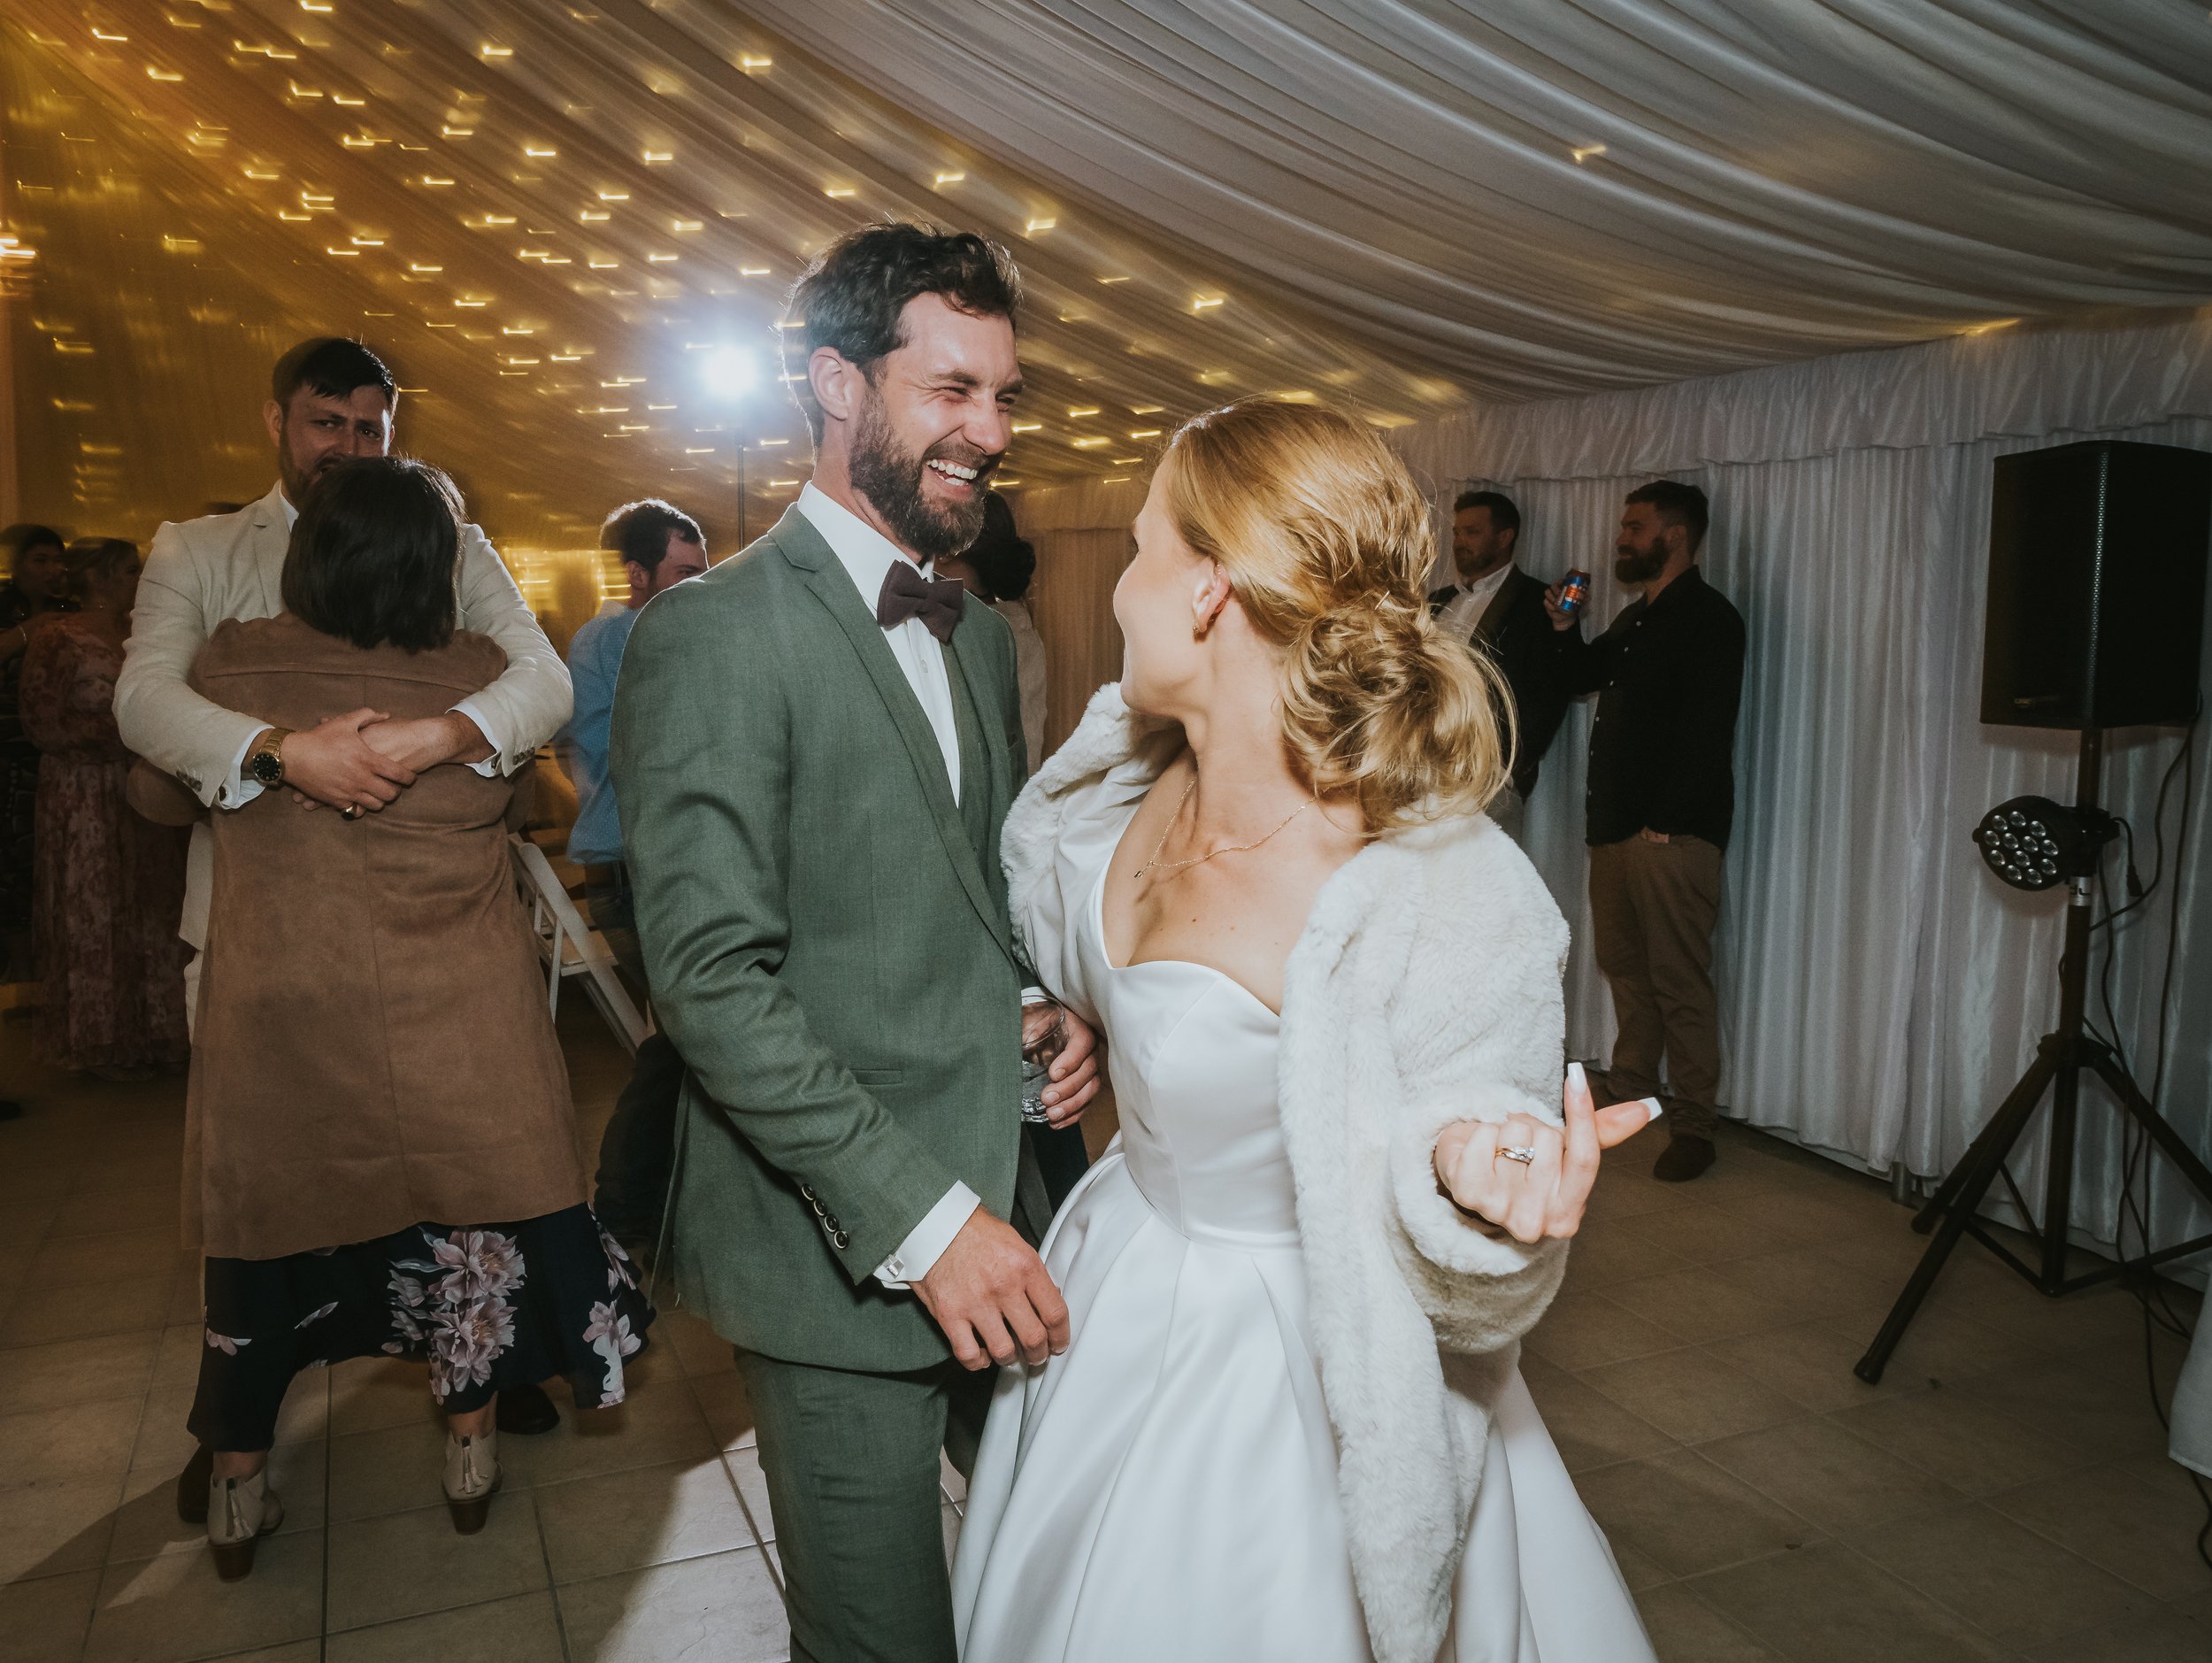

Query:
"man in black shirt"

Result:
[[1548, 481, 1746, 1182], [1428, 489, 1571, 843]]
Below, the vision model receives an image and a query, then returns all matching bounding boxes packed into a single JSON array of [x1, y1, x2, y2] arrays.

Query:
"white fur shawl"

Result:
[[1002, 685, 1572, 1663]]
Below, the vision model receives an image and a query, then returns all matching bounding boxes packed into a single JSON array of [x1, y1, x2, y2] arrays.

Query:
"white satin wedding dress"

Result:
[[949, 804, 1656, 1662]]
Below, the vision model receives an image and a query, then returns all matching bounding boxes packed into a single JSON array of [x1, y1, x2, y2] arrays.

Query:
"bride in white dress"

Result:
[[950, 398, 1661, 1663]]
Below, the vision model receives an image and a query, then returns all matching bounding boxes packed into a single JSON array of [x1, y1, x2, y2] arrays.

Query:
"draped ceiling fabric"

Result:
[[5, 2, 2212, 550]]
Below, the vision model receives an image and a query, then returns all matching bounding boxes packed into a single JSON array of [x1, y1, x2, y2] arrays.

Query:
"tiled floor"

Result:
[[4, 997, 2209, 1661]]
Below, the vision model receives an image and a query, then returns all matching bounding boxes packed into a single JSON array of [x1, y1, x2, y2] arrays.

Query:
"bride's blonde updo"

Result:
[[1159, 397, 1513, 830]]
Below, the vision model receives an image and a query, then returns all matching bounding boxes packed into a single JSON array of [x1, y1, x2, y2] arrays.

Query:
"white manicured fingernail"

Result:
[[1568, 1061, 1588, 1093], [1642, 1097, 1664, 1122]]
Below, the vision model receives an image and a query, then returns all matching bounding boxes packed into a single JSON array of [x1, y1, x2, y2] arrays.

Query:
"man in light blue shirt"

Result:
[[564, 499, 707, 1253]]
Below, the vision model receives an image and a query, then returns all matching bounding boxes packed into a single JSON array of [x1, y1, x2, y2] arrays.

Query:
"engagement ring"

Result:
[[1497, 1145, 1538, 1165]]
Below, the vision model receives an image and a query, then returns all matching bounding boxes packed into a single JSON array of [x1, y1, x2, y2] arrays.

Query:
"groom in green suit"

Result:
[[611, 225, 1100, 1663]]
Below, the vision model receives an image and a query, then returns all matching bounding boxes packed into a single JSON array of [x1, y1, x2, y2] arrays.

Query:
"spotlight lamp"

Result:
[[1970, 796, 2117, 891]]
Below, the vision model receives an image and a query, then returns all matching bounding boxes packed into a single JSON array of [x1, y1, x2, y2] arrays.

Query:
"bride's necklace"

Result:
[[1134, 774, 1315, 881]]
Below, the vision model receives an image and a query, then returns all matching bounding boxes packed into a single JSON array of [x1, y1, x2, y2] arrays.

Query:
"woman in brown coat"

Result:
[[170, 458, 652, 1577]]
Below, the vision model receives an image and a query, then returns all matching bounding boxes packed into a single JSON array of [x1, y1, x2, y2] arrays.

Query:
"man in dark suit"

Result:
[[1428, 489, 1570, 841]]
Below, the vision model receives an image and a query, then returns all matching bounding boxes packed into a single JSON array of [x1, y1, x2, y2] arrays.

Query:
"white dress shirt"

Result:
[[798, 484, 983, 1289], [1435, 559, 1517, 643], [216, 488, 503, 807]]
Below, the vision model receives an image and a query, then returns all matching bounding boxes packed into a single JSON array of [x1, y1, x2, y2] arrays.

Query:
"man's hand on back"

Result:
[[278, 710, 415, 812], [912, 1208, 1069, 1371]]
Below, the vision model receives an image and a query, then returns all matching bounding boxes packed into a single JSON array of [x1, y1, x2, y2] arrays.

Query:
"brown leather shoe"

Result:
[[1653, 1135, 1717, 1183]]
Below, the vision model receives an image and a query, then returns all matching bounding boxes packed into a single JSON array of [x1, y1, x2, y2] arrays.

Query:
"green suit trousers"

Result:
[[735, 1347, 994, 1663]]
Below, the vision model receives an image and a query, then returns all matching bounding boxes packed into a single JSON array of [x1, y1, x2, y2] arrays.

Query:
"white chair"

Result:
[[510, 834, 651, 1054]]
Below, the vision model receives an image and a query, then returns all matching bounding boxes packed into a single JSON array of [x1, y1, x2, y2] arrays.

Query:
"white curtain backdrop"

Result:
[[1025, 312, 2212, 1261]]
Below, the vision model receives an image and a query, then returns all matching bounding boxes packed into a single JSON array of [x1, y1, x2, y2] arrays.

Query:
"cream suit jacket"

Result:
[[114, 481, 572, 947]]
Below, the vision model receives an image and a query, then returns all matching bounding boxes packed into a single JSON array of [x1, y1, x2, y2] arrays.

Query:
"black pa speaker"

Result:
[[1980, 439, 2212, 729]]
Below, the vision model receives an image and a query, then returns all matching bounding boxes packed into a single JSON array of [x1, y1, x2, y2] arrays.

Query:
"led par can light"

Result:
[[1970, 795, 2115, 891]]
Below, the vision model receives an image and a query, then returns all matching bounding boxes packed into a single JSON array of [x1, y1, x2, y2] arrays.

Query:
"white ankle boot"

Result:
[[207, 1467, 283, 1580], [442, 1426, 501, 1534]]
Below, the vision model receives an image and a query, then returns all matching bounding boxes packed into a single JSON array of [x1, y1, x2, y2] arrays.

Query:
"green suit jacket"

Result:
[[610, 505, 1029, 1373]]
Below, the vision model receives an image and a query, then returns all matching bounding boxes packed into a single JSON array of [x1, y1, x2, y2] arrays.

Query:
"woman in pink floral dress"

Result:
[[144, 459, 653, 1579], [17, 538, 191, 1077]]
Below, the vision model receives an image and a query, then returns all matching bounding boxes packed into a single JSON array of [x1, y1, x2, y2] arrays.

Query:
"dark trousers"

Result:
[[1025, 1120, 1090, 1215], [1587, 834, 1725, 1140], [586, 864, 684, 1248]]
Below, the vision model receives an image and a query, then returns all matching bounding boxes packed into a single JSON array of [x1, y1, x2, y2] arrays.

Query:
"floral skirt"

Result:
[[188, 1205, 655, 1452]]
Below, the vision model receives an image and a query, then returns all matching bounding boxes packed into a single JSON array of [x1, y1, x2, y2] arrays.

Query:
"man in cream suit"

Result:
[[611, 225, 1099, 1663], [116, 337, 570, 994], [113, 336, 573, 1488]]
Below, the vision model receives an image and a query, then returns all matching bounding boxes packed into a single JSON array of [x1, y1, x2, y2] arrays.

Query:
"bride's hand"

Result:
[[1432, 1063, 1661, 1243]]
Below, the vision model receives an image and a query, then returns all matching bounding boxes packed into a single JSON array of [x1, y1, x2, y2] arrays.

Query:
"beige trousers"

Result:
[[1587, 835, 1724, 1139]]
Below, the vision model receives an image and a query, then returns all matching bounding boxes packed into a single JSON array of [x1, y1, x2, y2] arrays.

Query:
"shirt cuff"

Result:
[[872, 1182, 981, 1289], [449, 698, 503, 777], [213, 728, 266, 811], [1021, 987, 1050, 1006]]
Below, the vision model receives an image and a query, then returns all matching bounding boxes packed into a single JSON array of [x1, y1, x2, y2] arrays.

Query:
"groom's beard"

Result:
[[849, 395, 997, 563]]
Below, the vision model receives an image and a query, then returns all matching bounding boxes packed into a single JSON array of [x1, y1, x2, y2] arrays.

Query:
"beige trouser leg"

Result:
[[1587, 835, 1724, 1139]]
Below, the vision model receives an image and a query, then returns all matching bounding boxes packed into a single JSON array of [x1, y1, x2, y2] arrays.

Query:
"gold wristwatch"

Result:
[[247, 728, 293, 789]]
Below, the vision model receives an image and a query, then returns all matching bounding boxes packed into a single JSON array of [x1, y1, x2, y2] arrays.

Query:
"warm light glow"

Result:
[[740, 53, 772, 71], [1010, 421, 1041, 433], [480, 44, 513, 59], [1571, 143, 1608, 164], [1128, 429, 1160, 438], [699, 346, 758, 398], [1072, 437, 1110, 449], [934, 171, 965, 186], [825, 188, 856, 199], [1025, 217, 1056, 235], [526, 144, 557, 158], [1192, 296, 1224, 312]]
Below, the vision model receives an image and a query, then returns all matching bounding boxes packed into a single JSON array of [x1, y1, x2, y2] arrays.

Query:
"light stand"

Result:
[[1855, 728, 2212, 1383]]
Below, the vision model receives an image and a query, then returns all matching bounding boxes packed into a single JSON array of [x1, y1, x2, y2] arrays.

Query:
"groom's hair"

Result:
[[784, 223, 1022, 443]]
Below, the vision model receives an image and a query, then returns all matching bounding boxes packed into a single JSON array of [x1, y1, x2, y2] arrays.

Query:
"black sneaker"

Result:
[[495, 1381, 561, 1436], [1653, 1135, 1717, 1183]]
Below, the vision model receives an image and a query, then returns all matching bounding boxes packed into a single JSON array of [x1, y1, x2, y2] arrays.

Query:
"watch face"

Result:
[[250, 750, 283, 787]]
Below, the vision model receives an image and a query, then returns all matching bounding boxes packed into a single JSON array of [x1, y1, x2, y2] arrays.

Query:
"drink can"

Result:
[[1557, 569, 1591, 619]]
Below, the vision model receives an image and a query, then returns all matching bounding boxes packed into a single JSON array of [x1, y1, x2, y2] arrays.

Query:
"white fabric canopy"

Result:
[[763, 1, 2212, 399], [9, 3, 2212, 543], [1027, 310, 2212, 1259]]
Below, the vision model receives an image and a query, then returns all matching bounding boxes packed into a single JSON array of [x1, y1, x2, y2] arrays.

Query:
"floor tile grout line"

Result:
[[528, 1472, 578, 1663]]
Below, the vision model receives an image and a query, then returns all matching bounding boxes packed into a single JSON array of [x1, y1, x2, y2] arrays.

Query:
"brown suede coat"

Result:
[[179, 612, 583, 1259]]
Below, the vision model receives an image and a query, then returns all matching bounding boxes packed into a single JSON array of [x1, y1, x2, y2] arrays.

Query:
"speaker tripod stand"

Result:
[[1855, 729, 2212, 1384]]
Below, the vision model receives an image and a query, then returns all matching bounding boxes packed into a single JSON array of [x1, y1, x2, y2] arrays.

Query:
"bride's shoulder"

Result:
[[1349, 811, 1566, 966]]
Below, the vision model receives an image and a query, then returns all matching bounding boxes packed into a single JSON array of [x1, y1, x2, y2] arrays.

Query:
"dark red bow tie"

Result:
[[876, 560, 966, 643]]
